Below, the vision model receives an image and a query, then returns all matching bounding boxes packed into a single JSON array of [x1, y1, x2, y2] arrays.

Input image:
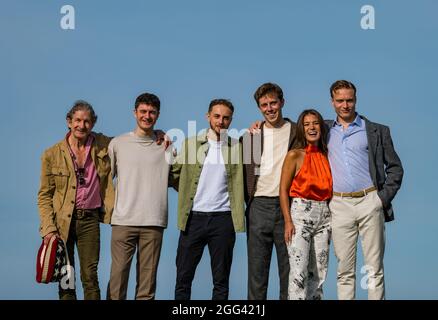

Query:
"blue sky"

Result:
[[1, 0, 437, 299]]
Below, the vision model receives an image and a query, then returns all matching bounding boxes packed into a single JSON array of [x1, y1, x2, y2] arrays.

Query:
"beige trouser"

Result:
[[108, 225, 164, 300], [329, 190, 385, 300]]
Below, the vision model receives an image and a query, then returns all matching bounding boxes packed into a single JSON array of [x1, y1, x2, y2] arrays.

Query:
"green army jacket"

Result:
[[171, 131, 245, 232]]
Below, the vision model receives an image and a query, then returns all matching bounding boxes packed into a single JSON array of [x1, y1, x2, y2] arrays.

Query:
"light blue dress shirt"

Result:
[[328, 114, 374, 193]]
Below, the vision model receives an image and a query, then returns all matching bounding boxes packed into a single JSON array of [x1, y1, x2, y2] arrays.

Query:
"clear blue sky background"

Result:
[[1, 0, 437, 299]]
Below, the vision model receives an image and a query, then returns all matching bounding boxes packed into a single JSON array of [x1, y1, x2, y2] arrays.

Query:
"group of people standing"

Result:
[[37, 80, 403, 300]]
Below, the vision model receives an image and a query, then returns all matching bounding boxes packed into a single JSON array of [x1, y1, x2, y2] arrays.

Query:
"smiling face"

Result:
[[134, 103, 159, 134], [331, 88, 356, 125], [303, 113, 321, 145], [67, 110, 94, 142], [257, 93, 284, 128]]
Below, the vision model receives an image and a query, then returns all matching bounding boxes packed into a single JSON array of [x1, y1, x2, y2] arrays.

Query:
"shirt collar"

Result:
[[65, 131, 95, 144], [65, 131, 95, 159], [333, 113, 361, 127], [352, 114, 362, 127]]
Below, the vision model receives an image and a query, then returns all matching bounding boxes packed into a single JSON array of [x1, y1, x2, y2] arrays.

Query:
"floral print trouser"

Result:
[[287, 198, 331, 300]]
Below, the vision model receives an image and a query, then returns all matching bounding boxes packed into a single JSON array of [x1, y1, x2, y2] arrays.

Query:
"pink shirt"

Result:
[[66, 133, 102, 209]]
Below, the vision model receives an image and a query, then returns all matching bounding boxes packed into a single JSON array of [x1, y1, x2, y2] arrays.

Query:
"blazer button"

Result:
[[71, 200, 75, 204], [67, 214, 71, 218], [72, 186, 76, 189]]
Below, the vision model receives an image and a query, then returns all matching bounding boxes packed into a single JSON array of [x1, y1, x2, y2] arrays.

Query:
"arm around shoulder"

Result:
[[169, 139, 188, 191]]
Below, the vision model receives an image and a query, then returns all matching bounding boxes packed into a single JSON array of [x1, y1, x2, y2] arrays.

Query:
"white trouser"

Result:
[[329, 190, 385, 300], [287, 198, 331, 300]]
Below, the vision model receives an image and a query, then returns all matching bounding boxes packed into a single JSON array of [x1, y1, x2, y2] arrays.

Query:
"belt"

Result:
[[191, 211, 231, 217], [74, 208, 99, 218], [333, 186, 377, 198]]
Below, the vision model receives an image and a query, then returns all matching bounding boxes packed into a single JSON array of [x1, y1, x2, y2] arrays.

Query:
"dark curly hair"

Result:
[[135, 93, 160, 111]]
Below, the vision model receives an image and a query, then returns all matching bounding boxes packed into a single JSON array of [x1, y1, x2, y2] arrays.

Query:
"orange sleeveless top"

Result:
[[289, 145, 333, 201]]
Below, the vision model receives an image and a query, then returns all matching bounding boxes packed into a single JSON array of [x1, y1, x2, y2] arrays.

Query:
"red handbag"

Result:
[[36, 236, 67, 283]]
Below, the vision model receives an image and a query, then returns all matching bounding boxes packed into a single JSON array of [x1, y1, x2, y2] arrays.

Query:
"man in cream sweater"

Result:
[[107, 93, 173, 300]]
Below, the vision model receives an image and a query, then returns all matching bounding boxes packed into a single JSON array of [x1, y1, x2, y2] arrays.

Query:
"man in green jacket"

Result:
[[171, 98, 245, 300]]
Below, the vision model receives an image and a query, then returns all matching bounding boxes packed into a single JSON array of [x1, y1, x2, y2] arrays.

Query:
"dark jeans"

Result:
[[59, 209, 101, 300], [175, 211, 236, 300], [247, 197, 290, 300]]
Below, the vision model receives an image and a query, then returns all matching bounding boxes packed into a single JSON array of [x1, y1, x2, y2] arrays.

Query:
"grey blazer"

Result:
[[326, 116, 404, 222]]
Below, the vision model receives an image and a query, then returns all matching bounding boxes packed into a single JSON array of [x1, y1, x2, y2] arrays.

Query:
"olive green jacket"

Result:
[[171, 132, 245, 232], [37, 133, 114, 242]]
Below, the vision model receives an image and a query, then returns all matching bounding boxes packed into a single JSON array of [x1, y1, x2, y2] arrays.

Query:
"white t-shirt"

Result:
[[192, 139, 231, 212], [254, 122, 291, 197]]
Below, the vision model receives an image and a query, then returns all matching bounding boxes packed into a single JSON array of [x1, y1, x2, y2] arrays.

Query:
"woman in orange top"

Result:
[[279, 109, 333, 300]]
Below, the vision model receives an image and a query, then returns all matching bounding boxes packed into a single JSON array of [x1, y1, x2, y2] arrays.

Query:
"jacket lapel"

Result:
[[197, 131, 209, 164], [60, 139, 75, 176], [325, 119, 334, 128], [363, 116, 378, 159], [363, 116, 378, 184], [284, 118, 295, 149]]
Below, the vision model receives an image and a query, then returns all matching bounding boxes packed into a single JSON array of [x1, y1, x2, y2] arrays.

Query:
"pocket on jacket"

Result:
[[51, 167, 70, 190]]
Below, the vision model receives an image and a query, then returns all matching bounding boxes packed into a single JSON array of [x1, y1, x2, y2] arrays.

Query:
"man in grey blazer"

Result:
[[327, 80, 403, 300]]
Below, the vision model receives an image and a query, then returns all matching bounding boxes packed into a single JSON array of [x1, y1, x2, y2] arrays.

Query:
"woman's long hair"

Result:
[[294, 109, 328, 154]]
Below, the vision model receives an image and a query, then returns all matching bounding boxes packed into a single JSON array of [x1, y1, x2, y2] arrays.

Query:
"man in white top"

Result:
[[241, 83, 297, 300], [107, 93, 173, 300], [171, 99, 245, 300]]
